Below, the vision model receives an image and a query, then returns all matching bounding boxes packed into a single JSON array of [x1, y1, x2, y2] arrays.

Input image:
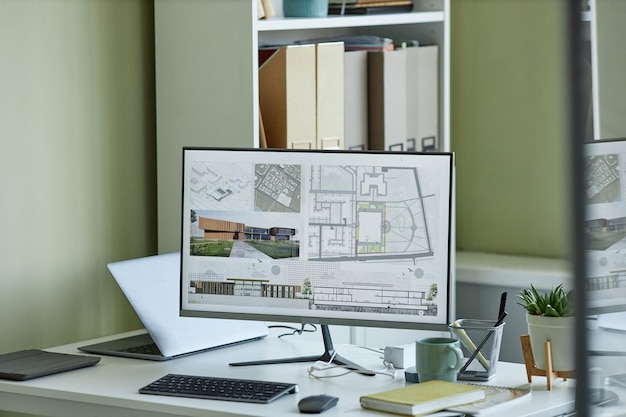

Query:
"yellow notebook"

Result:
[[360, 380, 485, 416]]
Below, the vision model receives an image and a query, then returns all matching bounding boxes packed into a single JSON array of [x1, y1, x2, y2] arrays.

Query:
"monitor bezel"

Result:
[[179, 147, 456, 332], [584, 138, 626, 315]]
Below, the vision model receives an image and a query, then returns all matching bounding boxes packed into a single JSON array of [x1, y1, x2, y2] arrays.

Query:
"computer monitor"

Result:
[[179, 147, 455, 369], [584, 138, 626, 315]]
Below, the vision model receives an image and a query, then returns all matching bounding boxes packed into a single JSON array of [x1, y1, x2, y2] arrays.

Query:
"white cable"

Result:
[[306, 344, 396, 379]]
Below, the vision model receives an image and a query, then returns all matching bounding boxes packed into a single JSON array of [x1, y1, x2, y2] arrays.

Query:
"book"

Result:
[[295, 35, 394, 52], [329, 1, 413, 15], [446, 385, 531, 416], [359, 380, 486, 416], [329, 0, 410, 4]]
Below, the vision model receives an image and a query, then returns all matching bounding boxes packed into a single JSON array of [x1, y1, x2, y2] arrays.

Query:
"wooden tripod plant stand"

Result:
[[520, 334, 575, 390]]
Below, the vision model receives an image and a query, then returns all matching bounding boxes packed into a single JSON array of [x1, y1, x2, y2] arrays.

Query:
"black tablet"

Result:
[[0, 349, 100, 381]]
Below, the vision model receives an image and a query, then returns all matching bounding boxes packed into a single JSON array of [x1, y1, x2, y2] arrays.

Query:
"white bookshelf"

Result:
[[258, 11, 445, 31], [155, 0, 450, 252]]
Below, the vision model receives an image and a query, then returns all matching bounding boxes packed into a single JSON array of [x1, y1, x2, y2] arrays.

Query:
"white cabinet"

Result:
[[155, 0, 450, 252]]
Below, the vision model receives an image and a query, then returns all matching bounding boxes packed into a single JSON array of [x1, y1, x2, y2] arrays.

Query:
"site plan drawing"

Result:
[[307, 164, 433, 262]]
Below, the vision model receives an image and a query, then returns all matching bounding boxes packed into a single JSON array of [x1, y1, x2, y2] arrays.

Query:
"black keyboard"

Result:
[[139, 374, 299, 404]]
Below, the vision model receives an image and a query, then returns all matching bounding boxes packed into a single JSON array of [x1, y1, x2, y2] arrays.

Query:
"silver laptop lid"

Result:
[[107, 253, 268, 358]]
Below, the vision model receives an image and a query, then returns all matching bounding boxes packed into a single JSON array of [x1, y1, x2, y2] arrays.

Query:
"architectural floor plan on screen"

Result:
[[184, 158, 450, 320], [307, 165, 434, 262]]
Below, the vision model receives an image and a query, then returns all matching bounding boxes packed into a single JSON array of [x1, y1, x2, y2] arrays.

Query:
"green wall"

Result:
[[0, 0, 574, 351], [451, 0, 572, 259], [0, 0, 156, 369]]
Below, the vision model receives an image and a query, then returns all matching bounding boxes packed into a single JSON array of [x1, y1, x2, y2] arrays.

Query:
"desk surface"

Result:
[[0, 329, 577, 417]]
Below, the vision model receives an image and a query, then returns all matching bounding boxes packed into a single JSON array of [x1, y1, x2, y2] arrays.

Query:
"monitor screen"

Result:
[[584, 138, 626, 314], [180, 148, 455, 333]]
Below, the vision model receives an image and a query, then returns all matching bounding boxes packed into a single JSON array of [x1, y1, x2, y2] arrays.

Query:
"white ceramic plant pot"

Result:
[[526, 313, 575, 372]]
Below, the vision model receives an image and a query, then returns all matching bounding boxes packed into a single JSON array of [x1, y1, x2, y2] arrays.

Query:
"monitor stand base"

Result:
[[229, 324, 375, 376]]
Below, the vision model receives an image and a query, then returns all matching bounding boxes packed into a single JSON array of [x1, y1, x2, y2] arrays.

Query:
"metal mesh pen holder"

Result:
[[449, 319, 505, 381]]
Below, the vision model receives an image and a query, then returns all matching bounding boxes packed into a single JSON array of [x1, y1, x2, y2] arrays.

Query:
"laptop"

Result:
[[78, 253, 268, 360]]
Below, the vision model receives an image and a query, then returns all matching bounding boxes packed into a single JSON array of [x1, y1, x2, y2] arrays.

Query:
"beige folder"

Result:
[[316, 42, 345, 150], [261, 0, 275, 18], [259, 44, 316, 149], [344, 50, 368, 150], [367, 49, 408, 151], [406, 45, 439, 152]]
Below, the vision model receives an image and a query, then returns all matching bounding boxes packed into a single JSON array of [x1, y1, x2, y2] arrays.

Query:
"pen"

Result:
[[497, 292, 507, 319]]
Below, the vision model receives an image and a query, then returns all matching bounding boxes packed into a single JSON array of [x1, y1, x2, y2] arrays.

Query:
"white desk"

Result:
[[0, 330, 576, 417]]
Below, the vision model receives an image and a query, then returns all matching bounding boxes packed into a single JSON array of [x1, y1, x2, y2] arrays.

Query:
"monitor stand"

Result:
[[229, 324, 375, 376]]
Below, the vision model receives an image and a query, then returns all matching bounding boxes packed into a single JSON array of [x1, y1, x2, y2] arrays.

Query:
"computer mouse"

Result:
[[297, 394, 339, 414]]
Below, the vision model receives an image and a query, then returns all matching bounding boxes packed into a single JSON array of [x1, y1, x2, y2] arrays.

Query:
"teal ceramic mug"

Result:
[[283, 0, 328, 17], [415, 337, 464, 382]]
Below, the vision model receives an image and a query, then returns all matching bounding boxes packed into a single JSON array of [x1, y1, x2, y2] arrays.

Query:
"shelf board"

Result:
[[258, 11, 445, 32]]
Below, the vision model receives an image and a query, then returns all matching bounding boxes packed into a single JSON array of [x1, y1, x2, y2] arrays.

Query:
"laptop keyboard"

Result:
[[120, 342, 162, 356], [139, 374, 298, 404]]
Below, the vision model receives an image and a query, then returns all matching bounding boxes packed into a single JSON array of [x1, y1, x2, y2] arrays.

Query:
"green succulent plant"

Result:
[[517, 284, 574, 317]]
